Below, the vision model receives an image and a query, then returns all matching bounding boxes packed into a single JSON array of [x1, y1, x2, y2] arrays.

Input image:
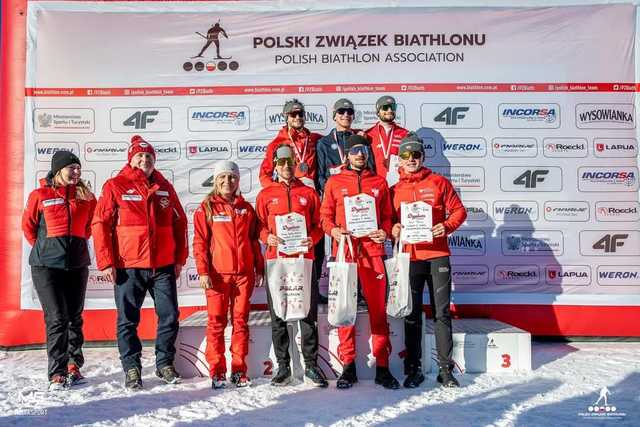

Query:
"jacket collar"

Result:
[[398, 166, 432, 183], [118, 164, 168, 187]]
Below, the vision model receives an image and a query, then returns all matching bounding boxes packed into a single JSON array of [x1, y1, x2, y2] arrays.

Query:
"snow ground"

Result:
[[0, 342, 638, 427]]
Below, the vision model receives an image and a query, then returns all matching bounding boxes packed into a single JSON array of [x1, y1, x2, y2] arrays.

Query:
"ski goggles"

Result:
[[336, 108, 355, 116], [379, 103, 397, 112], [288, 110, 305, 118], [275, 157, 294, 167], [399, 150, 423, 160], [348, 145, 368, 156]]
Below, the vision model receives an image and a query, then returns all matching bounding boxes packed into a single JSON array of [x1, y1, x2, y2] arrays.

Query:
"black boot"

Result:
[[403, 367, 425, 388], [336, 362, 357, 389], [270, 364, 292, 387], [436, 364, 460, 388], [375, 367, 400, 390], [125, 367, 143, 390], [304, 364, 328, 388]]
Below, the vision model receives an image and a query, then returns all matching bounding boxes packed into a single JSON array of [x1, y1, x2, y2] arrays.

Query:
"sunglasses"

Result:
[[336, 108, 354, 116], [288, 111, 305, 118], [399, 150, 423, 160], [275, 158, 294, 167], [348, 145, 368, 156], [380, 104, 397, 112]]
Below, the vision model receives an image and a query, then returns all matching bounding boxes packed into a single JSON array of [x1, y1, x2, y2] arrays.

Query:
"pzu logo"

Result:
[[123, 111, 159, 129], [434, 107, 469, 125], [592, 234, 628, 253], [513, 170, 548, 188]]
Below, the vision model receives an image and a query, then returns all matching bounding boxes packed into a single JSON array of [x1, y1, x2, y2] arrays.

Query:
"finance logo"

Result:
[[544, 201, 589, 222], [492, 138, 538, 158]]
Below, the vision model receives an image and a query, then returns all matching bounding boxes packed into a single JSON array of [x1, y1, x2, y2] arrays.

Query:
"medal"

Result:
[[298, 162, 309, 173], [383, 157, 390, 169]]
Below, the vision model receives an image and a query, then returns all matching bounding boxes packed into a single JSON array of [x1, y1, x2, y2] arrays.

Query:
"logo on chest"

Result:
[[299, 196, 308, 206]]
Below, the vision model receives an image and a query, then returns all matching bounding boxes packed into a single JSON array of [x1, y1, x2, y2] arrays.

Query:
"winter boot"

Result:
[[375, 366, 400, 390], [304, 364, 328, 388], [336, 362, 358, 389], [437, 364, 460, 388], [270, 364, 292, 387], [231, 372, 252, 388], [156, 365, 181, 385], [125, 367, 143, 390]]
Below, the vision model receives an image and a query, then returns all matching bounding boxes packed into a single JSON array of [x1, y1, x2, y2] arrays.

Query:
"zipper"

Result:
[[65, 186, 71, 270], [231, 201, 239, 272], [286, 182, 292, 212], [356, 171, 363, 257]]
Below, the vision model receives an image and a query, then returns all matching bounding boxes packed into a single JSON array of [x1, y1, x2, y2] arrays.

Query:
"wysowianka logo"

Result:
[[578, 386, 627, 420], [188, 106, 250, 131], [264, 105, 328, 131], [576, 103, 635, 129], [447, 230, 486, 255], [593, 138, 638, 158], [183, 20, 240, 72], [498, 103, 560, 129]]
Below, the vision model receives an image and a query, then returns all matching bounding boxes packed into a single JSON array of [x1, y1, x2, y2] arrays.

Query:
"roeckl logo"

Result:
[[513, 170, 548, 188], [183, 20, 239, 73], [592, 234, 628, 253], [434, 107, 469, 125], [123, 111, 158, 129]]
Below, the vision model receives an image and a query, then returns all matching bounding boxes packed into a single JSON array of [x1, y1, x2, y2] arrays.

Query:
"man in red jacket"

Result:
[[92, 135, 188, 390], [365, 95, 409, 185], [320, 134, 399, 390], [256, 145, 328, 388], [259, 99, 322, 189], [391, 133, 467, 388]]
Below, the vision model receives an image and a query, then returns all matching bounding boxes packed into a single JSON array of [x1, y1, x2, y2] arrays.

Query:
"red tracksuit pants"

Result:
[[205, 273, 254, 377], [338, 255, 391, 367]]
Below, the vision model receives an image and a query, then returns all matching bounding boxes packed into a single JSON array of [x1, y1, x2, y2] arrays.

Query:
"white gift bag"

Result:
[[385, 241, 412, 318], [267, 254, 313, 321], [327, 235, 358, 327]]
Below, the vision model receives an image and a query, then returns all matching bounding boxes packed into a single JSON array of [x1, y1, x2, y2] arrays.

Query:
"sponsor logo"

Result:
[[265, 105, 327, 131], [420, 103, 483, 128], [33, 108, 95, 133], [494, 265, 539, 285], [595, 201, 640, 222], [186, 140, 232, 160], [87, 270, 113, 289], [188, 106, 250, 131], [596, 265, 640, 286], [110, 107, 172, 132], [578, 167, 638, 192], [42, 198, 65, 207], [353, 103, 406, 128], [544, 201, 590, 222], [578, 385, 628, 420], [448, 230, 486, 255], [186, 268, 201, 288], [575, 104, 635, 129], [432, 167, 485, 192], [493, 201, 539, 221], [501, 167, 562, 192], [35, 142, 80, 162], [451, 265, 489, 285], [580, 230, 640, 256], [543, 138, 588, 158], [492, 138, 537, 157], [464, 201, 488, 221], [440, 138, 487, 158], [593, 138, 637, 158], [183, 21, 239, 73], [498, 103, 560, 129], [152, 141, 181, 161], [186, 203, 199, 224], [545, 265, 591, 286], [237, 139, 269, 159], [189, 167, 251, 194], [84, 142, 128, 161], [502, 230, 564, 255]]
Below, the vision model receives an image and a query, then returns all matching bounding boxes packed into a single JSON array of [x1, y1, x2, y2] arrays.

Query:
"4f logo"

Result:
[[123, 111, 158, 129], [434, 107, 469, 125], [513, 170, 548, 188], [592, 234, 628, 253]]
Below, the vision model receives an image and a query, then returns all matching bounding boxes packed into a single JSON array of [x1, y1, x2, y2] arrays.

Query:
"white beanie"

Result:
[[213, 160, 240, 180]]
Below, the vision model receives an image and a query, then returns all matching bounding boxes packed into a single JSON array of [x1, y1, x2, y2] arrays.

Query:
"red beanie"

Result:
[[128, 135, 156, 163]]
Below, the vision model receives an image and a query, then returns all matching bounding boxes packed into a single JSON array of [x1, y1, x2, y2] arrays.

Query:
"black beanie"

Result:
[[49, 151, 81, 177], [344, 134, 370, 151]]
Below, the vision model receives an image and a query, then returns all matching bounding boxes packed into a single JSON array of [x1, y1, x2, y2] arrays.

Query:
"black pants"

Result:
[[31, 266, 88, 380], [266, 275, 319, 368], [313, 236, 326, 297], [404, 256, 453, 372], [114, 266, 179, 372]]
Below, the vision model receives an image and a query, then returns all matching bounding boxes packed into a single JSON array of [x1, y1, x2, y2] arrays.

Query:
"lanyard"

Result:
[[288, 128, 308, 164], [377, 123, 394, 160], [332, 129, 350, 163]]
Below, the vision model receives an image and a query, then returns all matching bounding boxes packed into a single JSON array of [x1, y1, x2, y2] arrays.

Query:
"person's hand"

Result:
[[331, 227, 350, 242], [102, 267, 115, 285], [432, 223, 446, 238], [267, 234, 282, 247], [255, 274, 264, 288], [368, 229, 387, 244], [391, 223, 402, 240], [301, 237, 314, 250], [174, 264, 183, 278], [199, 274, 212, 289]]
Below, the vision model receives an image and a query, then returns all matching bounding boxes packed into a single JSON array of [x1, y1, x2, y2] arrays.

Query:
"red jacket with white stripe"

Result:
[[364, 122, 409, 178], [391, 167, 467, 260], [192, 194, 264, 277], [92, 165, 188, 270], [255, 179, 323, 260]]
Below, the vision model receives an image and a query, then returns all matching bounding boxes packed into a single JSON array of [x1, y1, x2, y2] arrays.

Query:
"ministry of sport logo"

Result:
[[183, 20, 240, 72], [578, 386, 627, 420]]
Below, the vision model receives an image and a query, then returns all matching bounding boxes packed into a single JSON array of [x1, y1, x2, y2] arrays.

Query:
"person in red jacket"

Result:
[[92, 135, 188, 390], [320, 134, 400, 390], [192, 160, 264, 390], [390, 133, 467, 388], [365, 95, 409, 185], [255, 145, 328, 388], [259, 99, 322, 189], [22, 151, 96, 391]]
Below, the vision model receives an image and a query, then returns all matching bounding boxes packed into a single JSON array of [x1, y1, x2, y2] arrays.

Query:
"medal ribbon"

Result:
[[288, 128, 308, 165]]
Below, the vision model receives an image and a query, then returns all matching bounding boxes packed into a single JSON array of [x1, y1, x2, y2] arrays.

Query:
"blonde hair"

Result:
[[202, 174, 240, 220], [53, 173, 95, 201]]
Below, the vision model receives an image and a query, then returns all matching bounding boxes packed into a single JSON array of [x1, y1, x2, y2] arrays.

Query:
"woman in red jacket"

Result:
[[193, 160, 264, 389], [391, 133, 467, 389], [22, 151, 96, 391]]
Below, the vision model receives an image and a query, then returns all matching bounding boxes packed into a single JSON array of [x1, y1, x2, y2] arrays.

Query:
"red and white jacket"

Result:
[[364, 121, 409, 178], [255, 179, 323, 260], [320, 167, 392, 260], [192, 194, 264, 277], [92, 165, 188, 270], [391, 167, 467, 260]]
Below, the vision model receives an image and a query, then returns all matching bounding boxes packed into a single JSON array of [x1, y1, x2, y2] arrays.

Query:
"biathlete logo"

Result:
[[184, 20, 239, 72]]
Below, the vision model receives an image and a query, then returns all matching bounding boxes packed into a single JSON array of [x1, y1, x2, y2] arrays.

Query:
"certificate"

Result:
[[386, 154, 400, 186], [275, 212, 308, 255], [400, 201, 433, 243], [344, 193, 378, 238]]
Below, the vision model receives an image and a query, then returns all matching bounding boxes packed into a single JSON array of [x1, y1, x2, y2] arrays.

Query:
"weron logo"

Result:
[[237, 139, 269, 159], [596, 265, 640, 286], [35, 142, 80, 162], [440, 138, 487, 158], [493, 201, 539, 222]]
